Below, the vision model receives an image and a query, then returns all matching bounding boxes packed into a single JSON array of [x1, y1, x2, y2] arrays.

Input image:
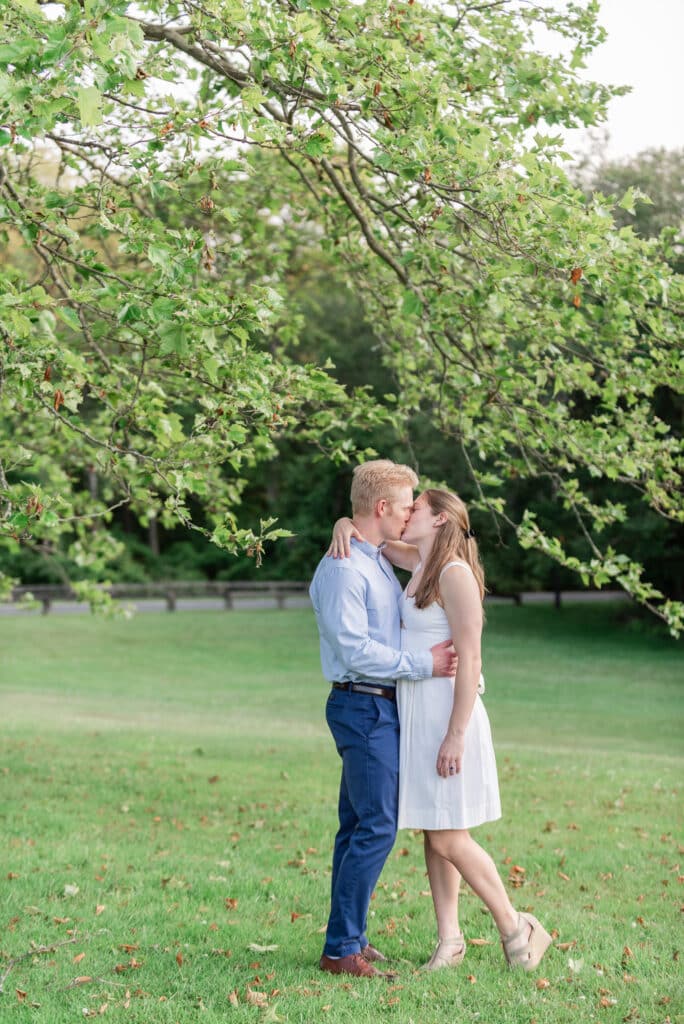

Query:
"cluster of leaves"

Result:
[[0, 0, 385, 607], [0, 0, 681, 629]]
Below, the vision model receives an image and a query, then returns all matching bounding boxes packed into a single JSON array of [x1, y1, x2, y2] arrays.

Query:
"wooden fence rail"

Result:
[[6, 583, 627, 615], [9, 581, 310, 614]]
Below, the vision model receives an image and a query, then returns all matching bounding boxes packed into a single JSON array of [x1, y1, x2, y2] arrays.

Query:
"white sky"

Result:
[[550, 0, 684, 160]]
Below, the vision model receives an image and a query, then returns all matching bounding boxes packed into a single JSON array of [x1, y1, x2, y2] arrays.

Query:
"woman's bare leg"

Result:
[[425, 828, 522, 939], [423, 831, 462, 937]]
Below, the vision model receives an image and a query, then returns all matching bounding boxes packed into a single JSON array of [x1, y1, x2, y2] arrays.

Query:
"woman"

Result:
[[329, 489, 552, 972]]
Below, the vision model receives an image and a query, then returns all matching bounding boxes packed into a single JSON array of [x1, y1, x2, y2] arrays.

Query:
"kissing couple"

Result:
[[309, 460, 552, 977]]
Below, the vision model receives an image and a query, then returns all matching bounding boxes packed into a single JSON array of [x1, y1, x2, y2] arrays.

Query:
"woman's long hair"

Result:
[[413, 489, 486, 608]]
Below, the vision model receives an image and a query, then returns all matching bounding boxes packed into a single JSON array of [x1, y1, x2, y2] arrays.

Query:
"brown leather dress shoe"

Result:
[[319, 953, 382, 977], [361, 943, 388, 963]]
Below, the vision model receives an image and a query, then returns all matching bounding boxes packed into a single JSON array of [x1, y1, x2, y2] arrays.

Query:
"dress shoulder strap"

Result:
[[438, 560, 472, 581]]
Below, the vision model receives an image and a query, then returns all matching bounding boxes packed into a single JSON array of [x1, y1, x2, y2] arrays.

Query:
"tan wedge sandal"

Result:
[[421, 934, 466, 971], [502, 912, 552, 971]]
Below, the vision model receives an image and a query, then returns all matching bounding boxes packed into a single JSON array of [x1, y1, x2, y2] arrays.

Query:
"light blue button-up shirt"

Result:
[[309, 538, 433, 686]]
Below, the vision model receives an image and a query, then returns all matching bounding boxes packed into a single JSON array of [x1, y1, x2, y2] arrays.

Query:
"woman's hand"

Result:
[[326, 517, 365, 558], [436, 732, 465, 778]]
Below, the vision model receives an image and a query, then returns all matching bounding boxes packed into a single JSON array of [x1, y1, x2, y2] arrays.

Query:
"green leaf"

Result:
[[15, 0, 43, 17], [77, 85, 103, 127], [158, 321, 188, 357], [118, 303, 143, 325], [0, 39, 37, 66], [147, 243, 172, 272], [618, 186, 635, 215], [401, 290, 423, 317], [57, 306, 81, 331]]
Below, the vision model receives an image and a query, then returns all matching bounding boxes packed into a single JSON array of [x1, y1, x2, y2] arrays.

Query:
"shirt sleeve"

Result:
[[316, 564, 433, 682]]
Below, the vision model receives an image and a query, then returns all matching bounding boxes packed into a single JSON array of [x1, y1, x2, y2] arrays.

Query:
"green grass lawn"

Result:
[[0, 605, 682, 1023]]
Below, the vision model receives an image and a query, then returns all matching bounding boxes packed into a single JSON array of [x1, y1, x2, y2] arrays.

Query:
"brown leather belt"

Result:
[[332, 681, 396, 701]]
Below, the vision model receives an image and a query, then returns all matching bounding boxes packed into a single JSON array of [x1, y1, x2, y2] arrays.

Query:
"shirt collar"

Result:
[[351, 537, 384, 561]]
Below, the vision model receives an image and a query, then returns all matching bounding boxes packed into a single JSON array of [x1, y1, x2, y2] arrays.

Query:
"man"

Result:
[[310, 460, 457, 978]]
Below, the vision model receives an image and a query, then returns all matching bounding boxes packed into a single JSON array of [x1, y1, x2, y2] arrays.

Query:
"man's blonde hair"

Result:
[[350, 459, 419, 516]]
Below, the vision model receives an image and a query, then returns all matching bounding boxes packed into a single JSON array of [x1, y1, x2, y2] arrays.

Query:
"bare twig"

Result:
[[0, 935, 79, 996]]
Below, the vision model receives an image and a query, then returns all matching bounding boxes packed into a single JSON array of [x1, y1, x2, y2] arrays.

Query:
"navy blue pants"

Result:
[[323, 688, 399, 958]]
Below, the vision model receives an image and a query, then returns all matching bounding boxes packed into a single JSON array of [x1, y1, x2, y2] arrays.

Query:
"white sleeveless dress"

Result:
[[397, 560, 502, 831]]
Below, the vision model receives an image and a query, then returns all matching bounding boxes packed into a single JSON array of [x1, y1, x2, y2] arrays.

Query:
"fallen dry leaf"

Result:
[[245, 987, 268, 1008], [558, 872, 571, 881], [468, 938, 492, 946], [95, 905, 105, 916], [114, 958, 141, 974], [228, 990, 238, 1006], [466, 974, 476, 984], [536, 978, 550, 989], [556, 941, 576, 951], [73, 976, 93, 986], [73, 953, 86, 964], [176, 952, 183, 967], [16, 989, 27, 1002], [509, 864, 526, 887], [225, 897, 238, 910]]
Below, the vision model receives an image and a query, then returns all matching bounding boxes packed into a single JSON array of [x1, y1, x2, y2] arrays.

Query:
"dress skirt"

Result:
[[397, 580, 501, 831]]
